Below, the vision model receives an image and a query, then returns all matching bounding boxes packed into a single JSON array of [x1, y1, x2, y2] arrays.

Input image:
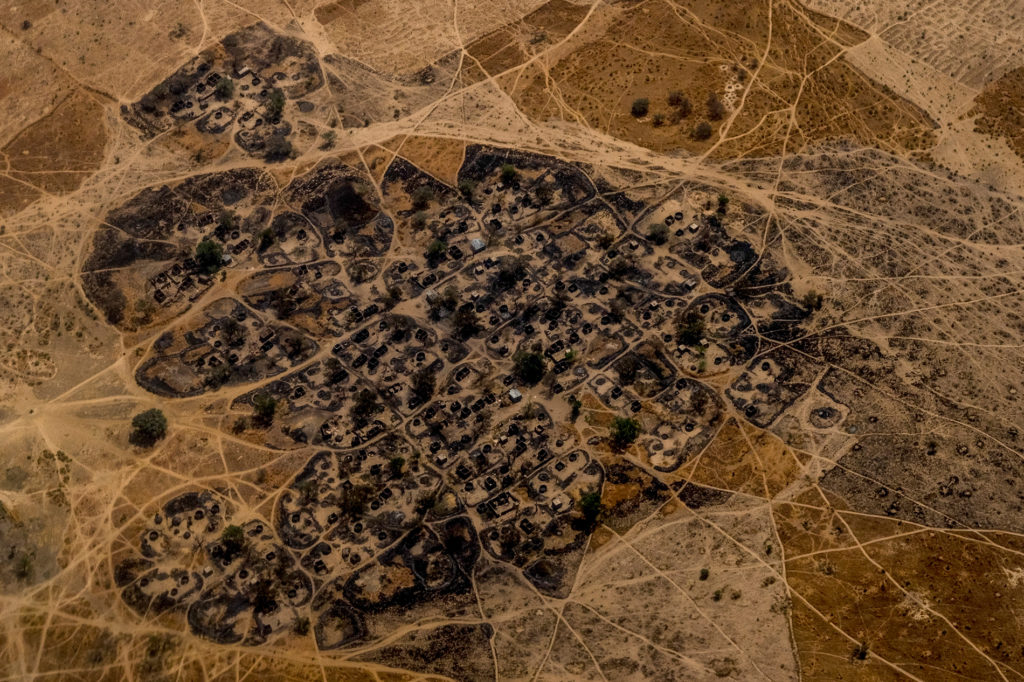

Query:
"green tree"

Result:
[[411, 186, 435, 210], [577, 489, 604, 531], [195, 238, 224, 273], [426, 238, 447, 265], [389, 456, 406, 478], [252, 393, 278, 427], [652, 112, 665, 127], [717, 194, 730, 214], [500, 163, 518, 184], [513, 351, 546, 385], [215, 77, 234, 100], [458, 179, 476, 202], [130, 408, 168, 446], [266, 88, 286, 123], [568, 395, 582, 422], [609, 416, 641, 449], [220, 524, 247, 562], [631, 97, 650, 118]]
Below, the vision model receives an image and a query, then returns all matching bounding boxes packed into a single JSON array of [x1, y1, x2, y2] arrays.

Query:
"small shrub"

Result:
[[458, 179, 476, 201], [131, 408, 168, 446], [693, 120, 713, 140], [699, 568, 710, 581], [717, 194, 729, 213], [652, 113, 665, 127], [630, 97, 649, 118]]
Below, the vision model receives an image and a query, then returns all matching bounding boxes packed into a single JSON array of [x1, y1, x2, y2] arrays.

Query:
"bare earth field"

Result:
[[3, 1, 1024, 681]]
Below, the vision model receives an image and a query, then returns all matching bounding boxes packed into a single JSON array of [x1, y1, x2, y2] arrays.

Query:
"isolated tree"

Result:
[[215, 77, 234, 100], [452, 305, 481, 339], [717, 194, 730, 214], [609, 416, 641, 449], [264, 133, 292, 162], [410, 366, 437, 403], [630, 97, 650, 118], [458, 179, 476, 202], [195, 238, 224, 273], [351, 389, 380, 428], [220, 524, 247, 562], [500, 163, 518, 184], [266, 88, 286, 123], [426, 238, 447, 265], [652, 113, 665, 127], [669, 91, 692, 119], [693, 120, 713, 140], [411, 186, 435, 210], [577, 490, 605, 531], [252, 393, 278, 427], [568, 395, 582, 422], [130, 408, 168, 446], [513, 350, 546, 385], [802, 290, 824, 311], [534, 183, 553, 206], [706, 92, 726, 120], [678, 309, 706, 346], [324, 357, 347, 385], [647, 222, 669, 244], [389, 456, 406, 478]]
